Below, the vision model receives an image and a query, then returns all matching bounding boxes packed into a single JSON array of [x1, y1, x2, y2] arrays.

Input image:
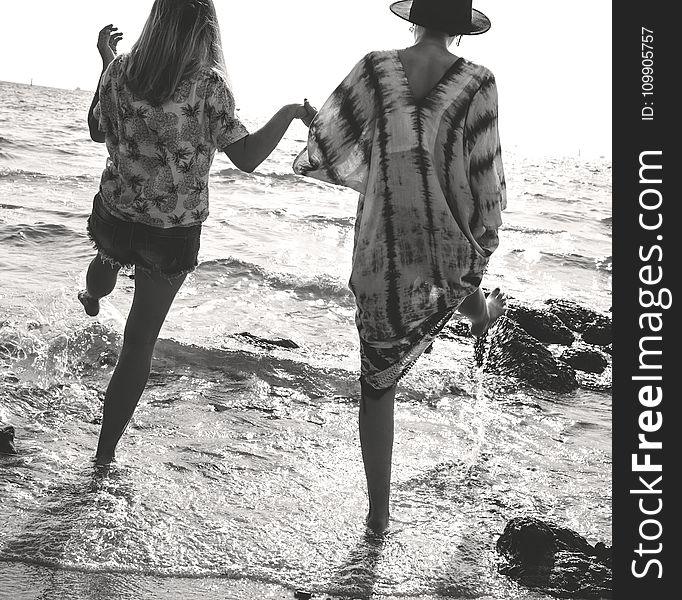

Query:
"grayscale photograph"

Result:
[[0, 2, 613, 599]]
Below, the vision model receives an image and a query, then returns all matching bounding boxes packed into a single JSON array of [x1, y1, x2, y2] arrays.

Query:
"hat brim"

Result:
[[389, 0, 491, 35]]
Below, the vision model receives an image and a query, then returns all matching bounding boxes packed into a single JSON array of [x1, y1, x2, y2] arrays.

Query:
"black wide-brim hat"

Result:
[[390, 0, 491, 36]]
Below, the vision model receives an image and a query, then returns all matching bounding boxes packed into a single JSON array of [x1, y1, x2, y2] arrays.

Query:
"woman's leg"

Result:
[[359, 381, 397, 533], [95, 268, 187, 464], [79, 254, 121, 317], [457, 287, 506, 336]]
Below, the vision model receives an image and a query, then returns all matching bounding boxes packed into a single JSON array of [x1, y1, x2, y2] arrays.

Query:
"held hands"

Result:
[[97, 24, 123, 67], [288, 99, 318, 127], [301, 99, 318, 127]]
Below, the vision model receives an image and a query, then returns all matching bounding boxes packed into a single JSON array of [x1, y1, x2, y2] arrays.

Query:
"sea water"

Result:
[[0, 81, 611, 600]]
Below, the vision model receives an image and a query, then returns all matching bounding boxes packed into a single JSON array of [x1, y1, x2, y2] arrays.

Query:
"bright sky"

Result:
[[0, 1, 611, 157]]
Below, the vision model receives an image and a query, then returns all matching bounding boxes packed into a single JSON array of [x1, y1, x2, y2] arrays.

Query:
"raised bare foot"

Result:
[[78, 290, 100, 317], [470, 287, 507, 337]]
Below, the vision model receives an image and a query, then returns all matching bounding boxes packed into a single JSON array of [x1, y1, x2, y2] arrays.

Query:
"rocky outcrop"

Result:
[[0, 425, 17, 455], [559, 347, 609, 374], [496, 516, 612, 599], [465, 297, 613, 392], [582, 321, 612, 347], [234, 332, 300, 350], [506, 305, 575, 346], [544, 299, 610, 335], [482, 317, 579, 393]]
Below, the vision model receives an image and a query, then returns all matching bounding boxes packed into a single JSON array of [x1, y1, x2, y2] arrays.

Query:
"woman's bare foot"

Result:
[[470, 288, 507, 337], [366, 511, 390, 534], [94, 452, 115, 467], [78, 290, 100, 317]]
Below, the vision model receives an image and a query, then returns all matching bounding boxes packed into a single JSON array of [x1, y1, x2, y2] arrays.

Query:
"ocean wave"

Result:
[[195, 257, 353, 302], [52, 146, 84, 156], [213, 167, 246, 178], [0, 320, 353, 415], [502, 224, 563, 235], [509, 249, 605, 272], [0, 222, 77, 243], [213, 167, 338, 191], [0, 167, 46, 179], [0, 557, 254, 583], [305, 214, 355, 228], [258, 171, 305, 184], [542, 251, 608, 271], [0, 167, 96, 183], [529, 193, 579, 203], [536, 212, 592, 225], [216, 208, 354, 230]]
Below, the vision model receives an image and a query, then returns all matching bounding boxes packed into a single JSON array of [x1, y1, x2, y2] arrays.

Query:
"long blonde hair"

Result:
[[126, 0, 228, 105]]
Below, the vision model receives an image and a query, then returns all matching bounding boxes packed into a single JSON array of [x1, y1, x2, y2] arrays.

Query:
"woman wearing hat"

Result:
[[294, 0, 507, 532]]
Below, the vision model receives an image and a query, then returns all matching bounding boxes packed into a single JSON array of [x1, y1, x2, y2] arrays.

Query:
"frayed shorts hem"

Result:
[[86, 193, 201, 281], [92, 245, 197, 281]]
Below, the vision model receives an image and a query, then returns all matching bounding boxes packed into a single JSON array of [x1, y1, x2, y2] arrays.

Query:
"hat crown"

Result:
[[409, 0, 473, 30], [389, 0, 489, 36]]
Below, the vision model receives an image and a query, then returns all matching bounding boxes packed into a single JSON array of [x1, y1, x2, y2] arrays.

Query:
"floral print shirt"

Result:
[[94, 54, 249, 228]]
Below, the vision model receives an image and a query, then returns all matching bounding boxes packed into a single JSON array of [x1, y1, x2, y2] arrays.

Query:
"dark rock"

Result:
[[582, 321, 612, 347], [496, 516, 612, 599], [544, 299, 610, 334], [236, 332, 300, 349], [482, 317, 578, 392], [294, 591, 312, 600], [506, 305, 575, 346], [0, 425, 17, 455], [560, 347, 609, 374], [497, 517, 558, 564]]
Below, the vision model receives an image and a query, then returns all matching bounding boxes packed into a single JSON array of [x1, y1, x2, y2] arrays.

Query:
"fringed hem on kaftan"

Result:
[[360, 307, 457, 392]]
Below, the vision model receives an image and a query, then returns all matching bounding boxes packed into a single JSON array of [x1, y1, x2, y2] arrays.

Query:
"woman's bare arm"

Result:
[[88, 25, 123, 143], [224, 103, 309, 173], [87, 82, 106, 143]]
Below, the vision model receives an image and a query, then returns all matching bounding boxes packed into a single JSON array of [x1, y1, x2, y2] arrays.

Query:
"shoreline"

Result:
[[1, 560, 515, 600]]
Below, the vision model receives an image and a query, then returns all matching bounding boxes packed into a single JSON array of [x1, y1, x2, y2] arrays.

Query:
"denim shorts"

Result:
[[87, 193, 201, 279]]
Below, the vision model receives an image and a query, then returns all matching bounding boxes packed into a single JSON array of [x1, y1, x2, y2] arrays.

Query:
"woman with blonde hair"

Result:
[[294, 0, 507, 532], [82, 0, 311, 466]]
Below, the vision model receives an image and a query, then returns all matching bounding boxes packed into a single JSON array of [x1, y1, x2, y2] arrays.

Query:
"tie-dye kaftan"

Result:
[[293, 50, 506, 390]]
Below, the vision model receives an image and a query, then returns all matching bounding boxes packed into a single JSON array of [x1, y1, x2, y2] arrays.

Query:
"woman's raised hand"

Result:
[[97, 24, 123, 67]]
